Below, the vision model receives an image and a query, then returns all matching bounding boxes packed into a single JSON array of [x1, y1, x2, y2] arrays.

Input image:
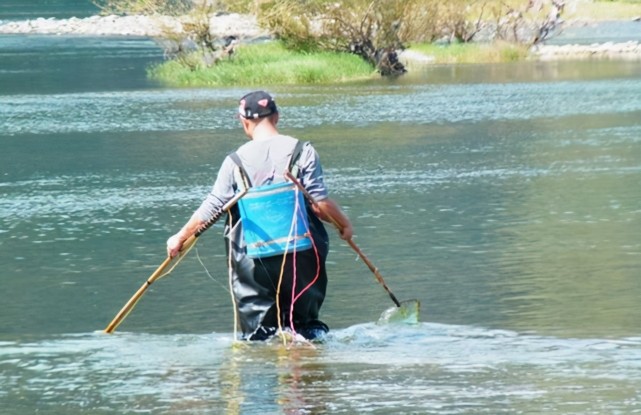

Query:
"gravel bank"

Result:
[[0, 13, 268, 39], [532, 41, 641, 60]]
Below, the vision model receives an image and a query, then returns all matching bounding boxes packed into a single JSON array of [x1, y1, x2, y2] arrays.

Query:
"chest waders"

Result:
[[225, 140, 330, 340]]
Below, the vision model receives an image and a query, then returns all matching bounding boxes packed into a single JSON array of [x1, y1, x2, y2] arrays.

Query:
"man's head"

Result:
[[238, 90, 278, 120], [238, 90, 279, 139]]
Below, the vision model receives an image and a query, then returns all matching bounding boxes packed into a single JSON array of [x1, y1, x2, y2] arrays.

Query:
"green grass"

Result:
[[148, 41, 376, 87], [148, 0, 641, 87], [568, 0, 641, 20], [409, 42, 529, 64]]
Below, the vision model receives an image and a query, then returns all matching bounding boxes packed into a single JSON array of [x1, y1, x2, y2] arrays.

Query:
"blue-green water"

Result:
[[1, 27, 641, 415], [0, 0, 97, 21]]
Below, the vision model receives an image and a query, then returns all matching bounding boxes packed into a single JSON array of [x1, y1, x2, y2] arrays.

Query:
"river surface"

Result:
[[1, 10, 641, 415], [0, 0, 97, 21]]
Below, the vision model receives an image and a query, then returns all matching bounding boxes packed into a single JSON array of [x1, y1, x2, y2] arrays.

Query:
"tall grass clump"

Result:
[[148, 41, 375, 86], [411, 42, 529, 64]]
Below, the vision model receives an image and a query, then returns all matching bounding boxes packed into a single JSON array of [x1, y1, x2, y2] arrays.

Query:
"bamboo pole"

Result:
[[103, 190, 247, 334], [285, 171, 402, 307]]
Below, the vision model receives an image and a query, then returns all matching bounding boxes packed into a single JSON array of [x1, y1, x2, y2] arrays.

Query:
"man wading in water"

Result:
[[167, 91, 353, 341]]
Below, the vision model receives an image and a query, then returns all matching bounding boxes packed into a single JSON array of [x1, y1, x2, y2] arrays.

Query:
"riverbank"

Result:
[[532, 40, 641, 60], [1, 13, 640, 63], [148, 41, 374, 86], [0, 13, 269, 39]]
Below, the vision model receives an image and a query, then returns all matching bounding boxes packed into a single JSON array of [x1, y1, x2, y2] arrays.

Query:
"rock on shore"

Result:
[[532, 41, 641, 60], [0, 13, 268, 39]]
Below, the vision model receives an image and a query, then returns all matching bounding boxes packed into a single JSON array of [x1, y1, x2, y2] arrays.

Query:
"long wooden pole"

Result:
[[103, 190, 247, 334], [285, 171, 401, 307]]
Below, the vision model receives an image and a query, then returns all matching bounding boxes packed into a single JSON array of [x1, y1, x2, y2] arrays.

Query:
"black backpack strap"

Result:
[[288, 140, 307, 177], [228, 152, 251, 190]]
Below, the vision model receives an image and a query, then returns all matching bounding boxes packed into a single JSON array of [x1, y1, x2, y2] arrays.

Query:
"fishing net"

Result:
[[377, 300, 421, 325]]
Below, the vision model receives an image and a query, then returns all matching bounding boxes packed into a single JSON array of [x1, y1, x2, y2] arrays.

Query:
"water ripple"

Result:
[[2, 79, 641, 135], [1, 325, 640, 414]]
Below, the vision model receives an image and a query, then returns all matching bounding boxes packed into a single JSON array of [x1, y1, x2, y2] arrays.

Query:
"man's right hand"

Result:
[[166, 234, 184, 258]]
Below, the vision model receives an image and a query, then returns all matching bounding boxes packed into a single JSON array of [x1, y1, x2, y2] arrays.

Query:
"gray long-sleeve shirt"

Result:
[[194, 134, 329, 222]]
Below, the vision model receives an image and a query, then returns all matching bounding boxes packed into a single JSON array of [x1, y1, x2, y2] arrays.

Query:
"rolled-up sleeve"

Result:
[[194, 156, 237, 222]]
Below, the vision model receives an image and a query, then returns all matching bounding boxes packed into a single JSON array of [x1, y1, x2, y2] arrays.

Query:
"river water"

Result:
[[0, 0, 97, 21], [1, 8, 641, 415]]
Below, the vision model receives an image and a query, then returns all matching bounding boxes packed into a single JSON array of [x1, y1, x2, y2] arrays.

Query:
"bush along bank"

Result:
[[147, 41, 376, 87], [2, 6, 641, 86]]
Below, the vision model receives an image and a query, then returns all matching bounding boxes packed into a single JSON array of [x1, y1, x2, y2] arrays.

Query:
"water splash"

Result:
[[2, 326, 640, 414]]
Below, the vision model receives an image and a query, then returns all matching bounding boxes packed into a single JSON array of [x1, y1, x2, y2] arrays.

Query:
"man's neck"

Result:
[[251, 122, 279, 140]]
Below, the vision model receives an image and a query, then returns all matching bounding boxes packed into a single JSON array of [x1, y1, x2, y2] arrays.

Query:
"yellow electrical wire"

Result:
[[275, 186, 305, 346], [227, 209, 240, 343]]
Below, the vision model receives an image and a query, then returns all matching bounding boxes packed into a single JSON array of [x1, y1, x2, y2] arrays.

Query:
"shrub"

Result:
[[148, 41, 375, 86], [257, 0, 444, 75]]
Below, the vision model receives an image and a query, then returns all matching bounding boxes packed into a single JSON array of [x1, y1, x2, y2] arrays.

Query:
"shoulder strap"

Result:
[[230, 140, 307, 190], [228, 152, 251, 190], [288, 140, 307, 178]]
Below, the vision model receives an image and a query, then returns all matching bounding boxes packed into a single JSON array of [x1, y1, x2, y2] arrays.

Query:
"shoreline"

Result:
[[0, 14, 640, 62], [0, 13, 269, 39], [531, 40, 641, 61]]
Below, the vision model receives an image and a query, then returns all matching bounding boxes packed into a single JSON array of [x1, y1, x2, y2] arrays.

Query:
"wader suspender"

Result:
[[228, 140, 307, 190], [229, 140, 311, 258]]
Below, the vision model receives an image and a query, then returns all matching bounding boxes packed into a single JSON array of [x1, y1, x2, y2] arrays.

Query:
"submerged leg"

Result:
[[232, 250, 329, 341]]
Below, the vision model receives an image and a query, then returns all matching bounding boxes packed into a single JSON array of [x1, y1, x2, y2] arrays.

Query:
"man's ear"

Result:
[[240, 117, 252, 137]]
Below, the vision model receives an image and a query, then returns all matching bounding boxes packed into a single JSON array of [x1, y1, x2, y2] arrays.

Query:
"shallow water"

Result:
[[1, 30, 641, 414], [2, 326, 640, 415]]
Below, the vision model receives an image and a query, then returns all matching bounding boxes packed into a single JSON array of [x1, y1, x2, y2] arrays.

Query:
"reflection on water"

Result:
[[0, 35, 163, 95], [1, 34, 641, 414]]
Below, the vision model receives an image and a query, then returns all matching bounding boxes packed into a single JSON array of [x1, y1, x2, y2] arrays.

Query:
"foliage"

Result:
[[148, 41, 375, 86], [489, 0, 565, 44], [94, 0, 568, 82], [93, 0, 236, 69], [411, 41, 529, 64], [435, 0, 489, 43], [220, 0, 263, 13], [256, 0, 565, 76], [257, 0, 443, 75]]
